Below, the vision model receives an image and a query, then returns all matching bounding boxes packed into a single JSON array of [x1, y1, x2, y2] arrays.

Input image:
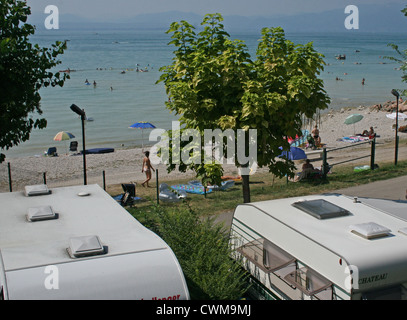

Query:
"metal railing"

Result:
[[321, 138, 376, 179], [1, 163, 163, 205], [1, 162, 108, 193]]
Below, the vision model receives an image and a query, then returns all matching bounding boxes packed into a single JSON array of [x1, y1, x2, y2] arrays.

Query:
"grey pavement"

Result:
[[332, 175, 407, 201]]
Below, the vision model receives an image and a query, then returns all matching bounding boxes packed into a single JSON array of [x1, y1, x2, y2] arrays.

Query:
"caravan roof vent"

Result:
[[350, 222, 391, 240], [24, 184, 51, 197], [27, 206, 58, 222], [67, 235, 107, 258], [292, 199, 351, 220]]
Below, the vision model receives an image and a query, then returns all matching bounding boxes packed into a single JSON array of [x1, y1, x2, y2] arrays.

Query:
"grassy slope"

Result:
[[109, 159, 407, 217]]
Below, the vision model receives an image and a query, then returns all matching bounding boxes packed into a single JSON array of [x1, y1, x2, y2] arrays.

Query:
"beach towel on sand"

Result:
[[112, 194, 141, 202], [340, 136, 370, 143]]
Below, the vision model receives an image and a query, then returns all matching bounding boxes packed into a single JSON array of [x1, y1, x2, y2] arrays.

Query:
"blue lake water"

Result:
[[4, 29, 407, 158]]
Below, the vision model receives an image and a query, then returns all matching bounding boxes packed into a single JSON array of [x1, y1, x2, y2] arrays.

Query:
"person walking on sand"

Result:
[[141, 151, 155, 187]]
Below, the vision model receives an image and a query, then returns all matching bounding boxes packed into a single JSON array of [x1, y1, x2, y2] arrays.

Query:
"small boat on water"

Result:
[[59, 69, 76, 73], [336, 54, 346, 60]]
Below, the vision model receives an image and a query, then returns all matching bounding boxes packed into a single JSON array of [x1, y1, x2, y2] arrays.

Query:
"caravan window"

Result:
[[263, 240, 296, 273], [236, 238, 295, 274], [284, 267, 332, 299]]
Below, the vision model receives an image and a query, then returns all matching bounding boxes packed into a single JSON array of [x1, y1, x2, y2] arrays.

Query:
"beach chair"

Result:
[[45, 147, 58, 157], [69, 141, 78, 152], [120, 183, 136, 206]]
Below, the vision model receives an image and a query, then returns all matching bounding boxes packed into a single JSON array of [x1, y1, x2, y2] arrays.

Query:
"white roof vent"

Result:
[[350, 222, 391, 240], [24, 184, 51, 197], [67, 235, 107, 258], [27, 206, 58, 222]]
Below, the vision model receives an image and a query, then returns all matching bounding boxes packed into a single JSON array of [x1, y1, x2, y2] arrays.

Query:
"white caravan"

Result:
[[0, 184, 189, 300], [230, 193, 407, 300]]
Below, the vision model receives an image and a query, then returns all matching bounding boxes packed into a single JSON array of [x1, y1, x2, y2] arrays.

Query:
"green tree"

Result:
[[158, 14, 251, 191], [0, 0, 68, 162], [240, 27, 330, 193], [158, 13, 330, 203]]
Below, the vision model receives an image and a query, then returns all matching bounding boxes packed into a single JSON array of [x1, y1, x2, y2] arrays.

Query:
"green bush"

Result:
[[131, 203, 249, 300]]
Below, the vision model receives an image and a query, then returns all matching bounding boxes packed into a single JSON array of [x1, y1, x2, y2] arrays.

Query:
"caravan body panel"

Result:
[[231, 194, 407, 300], [5, 249, 187, 300]]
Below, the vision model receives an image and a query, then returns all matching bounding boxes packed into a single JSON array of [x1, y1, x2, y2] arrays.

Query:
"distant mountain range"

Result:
[[29, 3, 407, 33]]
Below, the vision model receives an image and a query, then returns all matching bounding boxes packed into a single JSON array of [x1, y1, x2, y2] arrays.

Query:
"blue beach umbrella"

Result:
[[129, 122, 156, 150], [279, 146, 307, 161]]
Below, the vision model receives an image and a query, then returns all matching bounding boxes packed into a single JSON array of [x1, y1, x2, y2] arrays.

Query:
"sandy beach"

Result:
[[1, 102, 407, 193], [317, 103, 406, 148]]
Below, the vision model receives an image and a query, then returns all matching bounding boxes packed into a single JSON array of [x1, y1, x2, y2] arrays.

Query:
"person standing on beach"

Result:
[[312, 125, 321, 147], [141, 151, 155, 187], [312, 125, 320, 140]]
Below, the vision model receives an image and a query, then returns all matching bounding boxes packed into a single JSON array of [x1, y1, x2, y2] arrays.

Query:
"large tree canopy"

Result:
[[158, 13, 330, 202], [0, 0, 68, 162]]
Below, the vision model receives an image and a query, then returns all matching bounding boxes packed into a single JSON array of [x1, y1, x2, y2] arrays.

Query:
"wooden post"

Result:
[[8, 162, 12, 192], [370, 138, 376, 170], [322, 148, 328, 180], [156, 169, 159, 205], [395, 136, 399, 166]]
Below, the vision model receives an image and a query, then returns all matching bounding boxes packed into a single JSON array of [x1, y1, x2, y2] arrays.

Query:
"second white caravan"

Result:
[[230, 193, 407, 300]]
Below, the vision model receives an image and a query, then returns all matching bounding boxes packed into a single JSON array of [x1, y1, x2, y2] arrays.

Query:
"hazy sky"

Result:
[[28, 0, 406, 21]]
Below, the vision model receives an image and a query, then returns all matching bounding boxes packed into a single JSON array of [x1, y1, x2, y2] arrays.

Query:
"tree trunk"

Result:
[[242, 174, 251, 203], [240, 129, 251, 203]]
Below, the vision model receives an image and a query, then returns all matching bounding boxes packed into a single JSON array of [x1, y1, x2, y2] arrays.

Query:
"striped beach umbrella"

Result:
[[53, 131, 75, 154], [53, 131, 75, 141]]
